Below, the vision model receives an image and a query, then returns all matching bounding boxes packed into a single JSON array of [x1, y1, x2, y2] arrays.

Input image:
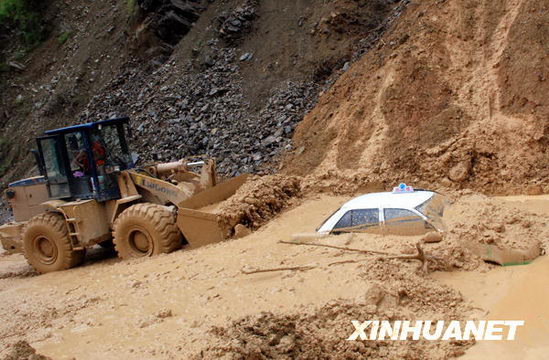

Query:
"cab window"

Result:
[[333, 209, 379, 232]]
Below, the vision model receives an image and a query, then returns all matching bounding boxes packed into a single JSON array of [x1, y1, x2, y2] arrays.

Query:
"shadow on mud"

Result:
[[0, 245, 120, 279], [80, 245, 121, 268]]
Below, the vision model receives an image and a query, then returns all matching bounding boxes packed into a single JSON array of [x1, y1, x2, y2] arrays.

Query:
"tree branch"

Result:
[[278, 240, 391, 255], [241, 265, 316, 275]]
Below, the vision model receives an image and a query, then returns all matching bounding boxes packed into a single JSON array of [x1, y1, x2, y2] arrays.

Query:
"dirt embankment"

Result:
[[283, 0, 549, 195]]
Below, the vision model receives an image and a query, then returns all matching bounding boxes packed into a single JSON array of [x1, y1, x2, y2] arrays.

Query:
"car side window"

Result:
[[384, 208, 422, 223], [332, 209, 379, 232], [352, 209, 379, 229]]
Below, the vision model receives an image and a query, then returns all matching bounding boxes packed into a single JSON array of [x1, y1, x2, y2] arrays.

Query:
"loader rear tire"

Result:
[[22, 213, 86, 273], [113, 203, 182, 259]]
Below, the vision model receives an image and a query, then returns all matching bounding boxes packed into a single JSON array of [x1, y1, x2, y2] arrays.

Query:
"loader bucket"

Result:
[[176, 174, 249, 248]]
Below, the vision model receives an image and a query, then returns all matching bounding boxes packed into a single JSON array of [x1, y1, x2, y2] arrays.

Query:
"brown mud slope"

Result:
[[284, 0, 549, 194]]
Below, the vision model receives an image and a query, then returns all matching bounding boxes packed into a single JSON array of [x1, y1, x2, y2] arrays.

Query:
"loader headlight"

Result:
[[5, 189, 15, 199]]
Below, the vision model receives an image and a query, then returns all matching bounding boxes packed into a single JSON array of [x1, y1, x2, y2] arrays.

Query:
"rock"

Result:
[[421, 231, 443, 243], [156, 308, 173, 319], [262, 135, 277, 146], [8, 61, 26, 71], [129, 280, 143, 288], [3, 340, 51, 360], [239, 52, 253, 61], [448, 160, 471, 182], [364, 285, 385, 306], [234, 224, 252, 238]]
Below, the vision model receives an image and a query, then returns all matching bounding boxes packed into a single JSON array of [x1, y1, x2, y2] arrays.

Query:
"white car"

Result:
[[316, 184, 446, 236]]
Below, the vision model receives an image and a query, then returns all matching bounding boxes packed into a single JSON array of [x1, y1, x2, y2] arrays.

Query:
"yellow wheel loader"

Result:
[[0, 117, 248, 273]]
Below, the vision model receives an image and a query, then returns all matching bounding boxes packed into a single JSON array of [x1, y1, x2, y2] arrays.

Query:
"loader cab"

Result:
[[35, 117, 134, 202]]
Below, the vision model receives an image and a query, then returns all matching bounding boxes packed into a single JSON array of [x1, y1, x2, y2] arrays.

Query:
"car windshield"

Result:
[[415, 193, 449, 231]]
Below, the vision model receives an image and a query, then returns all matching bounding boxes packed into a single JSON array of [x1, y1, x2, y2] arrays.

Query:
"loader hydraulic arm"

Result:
[[127, 159, 218, 206]]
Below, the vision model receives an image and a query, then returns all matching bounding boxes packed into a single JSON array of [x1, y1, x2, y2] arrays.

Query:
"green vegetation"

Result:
[[57, 30, 71, 45], [127, 0, 137, 16], [0, 0, 46, 45]]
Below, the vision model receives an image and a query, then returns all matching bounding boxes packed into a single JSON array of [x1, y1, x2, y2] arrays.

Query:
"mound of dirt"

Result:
[[436, 195, 549, 266], [2, 341, 50, 360], [216, 175, 302, 236], [283, 0, 549, 194], [194, 259, 474, 359]]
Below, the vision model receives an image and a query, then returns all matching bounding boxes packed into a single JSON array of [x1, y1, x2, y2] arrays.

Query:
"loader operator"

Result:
[[68, 134, 107, 176], [91, 134, 107, 174], [68, 136, 89, 176]]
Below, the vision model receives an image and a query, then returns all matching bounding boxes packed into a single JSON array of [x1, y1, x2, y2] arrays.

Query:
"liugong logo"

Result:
[[347, 320, 525, 341]]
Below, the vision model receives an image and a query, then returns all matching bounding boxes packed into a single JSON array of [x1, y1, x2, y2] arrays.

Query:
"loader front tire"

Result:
[[23, 213, 86, 273], [113, 203, 182, 259]]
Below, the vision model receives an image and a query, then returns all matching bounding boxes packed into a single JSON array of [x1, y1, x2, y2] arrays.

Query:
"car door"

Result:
[[330, 208, 381, 234], [382, 208, 432, 236]]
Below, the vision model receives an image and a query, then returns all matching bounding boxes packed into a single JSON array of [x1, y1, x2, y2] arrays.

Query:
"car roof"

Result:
[[340, 191, 434, 211]]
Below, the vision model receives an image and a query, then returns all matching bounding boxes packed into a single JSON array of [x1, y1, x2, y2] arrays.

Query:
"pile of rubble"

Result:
[[216, 0, 258, 43], [76, 0, 409, 177], [135, 0, 207, 46], [80, 43, 320, 176]]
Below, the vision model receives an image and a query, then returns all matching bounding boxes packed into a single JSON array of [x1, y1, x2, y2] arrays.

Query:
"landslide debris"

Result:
[[0, 0, 408, 187], [2, 340, 51, 360], [284, 0, 549, 195], [194, 259, 474, 360], [439, 194, 549, 265], [216, 175, 302, 235]]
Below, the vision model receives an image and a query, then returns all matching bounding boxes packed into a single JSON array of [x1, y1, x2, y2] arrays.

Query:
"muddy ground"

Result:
[[0, 193, 548, 359]]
